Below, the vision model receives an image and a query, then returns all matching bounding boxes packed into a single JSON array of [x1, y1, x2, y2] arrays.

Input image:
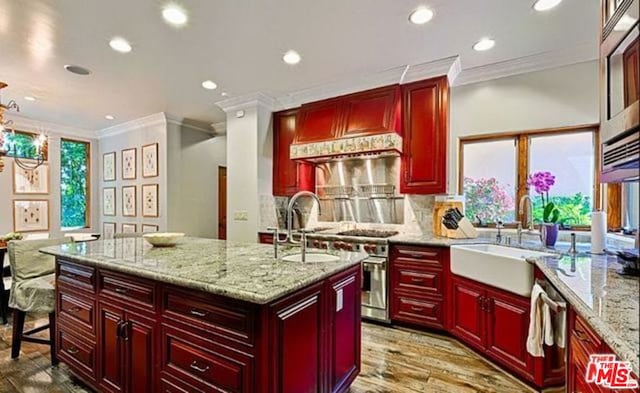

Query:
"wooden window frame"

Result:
[[458, 124, 603, 231], [2, 129, 49, 161], [60, 137, 91, 229]]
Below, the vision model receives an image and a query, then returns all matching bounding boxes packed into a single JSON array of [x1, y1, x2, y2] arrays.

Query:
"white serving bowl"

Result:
[[143, 232, 185, 247]]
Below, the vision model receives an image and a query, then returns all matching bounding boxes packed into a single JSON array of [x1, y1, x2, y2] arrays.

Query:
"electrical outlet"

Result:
[[233, 210, 249, 221]]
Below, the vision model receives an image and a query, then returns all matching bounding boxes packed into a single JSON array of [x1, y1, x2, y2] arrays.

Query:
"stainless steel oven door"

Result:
[[361, 256, 388, 321]]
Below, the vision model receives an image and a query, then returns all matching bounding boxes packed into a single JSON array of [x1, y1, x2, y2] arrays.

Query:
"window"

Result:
[[461, 139, 517, 223], [60, 139, 90, 229], [623, 182, 639, 232], [1, 130, 49, 160], [459, 126, 599, 228]]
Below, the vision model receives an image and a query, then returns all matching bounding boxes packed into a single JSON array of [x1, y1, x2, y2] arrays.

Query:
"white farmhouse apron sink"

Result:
[[450, 244, 554, 297]]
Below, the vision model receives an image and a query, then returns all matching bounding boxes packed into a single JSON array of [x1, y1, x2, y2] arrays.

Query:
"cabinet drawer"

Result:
[[573, 314, 602, 355], [395, 267, 443, 295], [100, 271, 156, 306], [391, 245, 443, 268], [58, 260, 95, 292], [58, 290, 95, 333], [163, 287, 254, 345], [163, 328, 253, 393], [392, 294, 444, 329], [57, 328, 96, 381]]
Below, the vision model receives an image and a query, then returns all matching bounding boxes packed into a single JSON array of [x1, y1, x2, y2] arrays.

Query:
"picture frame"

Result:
[[122, 223, 137, 233], [103, 222, 116, 239], [103, 151, 116, 181], [142, 184, 159, 217], [142, 224, 159, 233], [121, 148, 137, 180], [142, 143, 159, 178], [103, 187, 116, 216], [13, 162, 49, 194], [122, 186, 137, 217], [13, 199, 49, 232]]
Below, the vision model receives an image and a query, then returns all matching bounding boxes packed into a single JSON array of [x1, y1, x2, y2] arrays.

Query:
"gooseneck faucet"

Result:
[[519, 195, 535, 232]]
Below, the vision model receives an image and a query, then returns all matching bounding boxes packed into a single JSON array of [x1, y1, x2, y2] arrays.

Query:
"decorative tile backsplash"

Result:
[[290, 132, 402, 160]]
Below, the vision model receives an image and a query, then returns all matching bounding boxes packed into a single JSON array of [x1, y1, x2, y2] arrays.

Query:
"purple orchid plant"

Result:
[[527, 171, 560, 223]]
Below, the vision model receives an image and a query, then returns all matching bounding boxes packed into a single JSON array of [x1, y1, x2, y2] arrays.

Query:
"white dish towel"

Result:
[[527, 283, 552, 357]]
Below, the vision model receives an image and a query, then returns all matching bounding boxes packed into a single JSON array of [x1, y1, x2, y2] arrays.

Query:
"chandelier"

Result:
[[0, 82, 47, 172]]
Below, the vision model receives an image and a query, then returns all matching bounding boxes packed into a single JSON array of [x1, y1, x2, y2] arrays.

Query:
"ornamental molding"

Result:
[[290, 132, 402, 160], [98, 112, 168, 139]]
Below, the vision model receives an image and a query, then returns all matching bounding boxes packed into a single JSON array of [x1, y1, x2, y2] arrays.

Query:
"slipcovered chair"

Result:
[[8, 237, 72, 365]]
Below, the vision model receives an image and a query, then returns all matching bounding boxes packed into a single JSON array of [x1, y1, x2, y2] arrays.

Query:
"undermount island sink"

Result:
[[450, 244, 554, 297], [281, 253, 340, 263]]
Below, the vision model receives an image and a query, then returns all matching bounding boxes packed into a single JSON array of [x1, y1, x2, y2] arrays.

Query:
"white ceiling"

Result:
[[0, 0, 599, 132]]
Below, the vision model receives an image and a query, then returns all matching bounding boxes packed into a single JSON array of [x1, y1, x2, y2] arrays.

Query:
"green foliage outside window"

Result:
[[1, 132, 43, 159], [532, 193, 592, 226], [61, 139, 89, 229]]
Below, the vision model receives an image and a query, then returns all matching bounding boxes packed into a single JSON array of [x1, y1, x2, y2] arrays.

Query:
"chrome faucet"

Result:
[[519, 195, 535, 232], [269, 191, 322, 262], [495, 221, 504, 244]]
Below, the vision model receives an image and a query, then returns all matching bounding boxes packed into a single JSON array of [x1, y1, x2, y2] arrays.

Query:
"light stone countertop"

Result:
[[41, 237, 367, 305]]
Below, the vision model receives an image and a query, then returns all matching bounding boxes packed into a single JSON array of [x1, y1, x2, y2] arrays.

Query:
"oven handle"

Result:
[[362, 257, 387, 266]]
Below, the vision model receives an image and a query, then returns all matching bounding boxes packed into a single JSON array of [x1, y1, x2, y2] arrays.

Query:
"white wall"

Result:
[[166, 123, 226, 238], [0, 115, 99, 238], [449, 60, 600, 192], [98, 113, 168, 234]]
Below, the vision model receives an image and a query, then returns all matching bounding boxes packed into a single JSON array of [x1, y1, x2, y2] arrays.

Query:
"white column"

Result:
[[216, 93, 278, 242]]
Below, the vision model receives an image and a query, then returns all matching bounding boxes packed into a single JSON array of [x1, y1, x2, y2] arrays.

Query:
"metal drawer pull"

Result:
[[410, 306, 424, 312], [114, 287, 128, 294], [67, 346, 79, 355], [190, 361, 210, 373], [65, 273, 77, 279], [402, 251, 437, 258], [189, 309, 207, 317], [67, 306, 82, 314], [410, 277, 424, 283], [574, 329, 591, 344]]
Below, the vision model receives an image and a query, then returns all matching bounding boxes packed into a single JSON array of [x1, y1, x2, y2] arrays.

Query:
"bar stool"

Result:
[[8, 237, 72, 366]]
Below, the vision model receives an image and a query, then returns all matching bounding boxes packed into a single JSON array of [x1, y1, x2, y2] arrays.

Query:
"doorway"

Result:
[[218, 166, 227, 240]]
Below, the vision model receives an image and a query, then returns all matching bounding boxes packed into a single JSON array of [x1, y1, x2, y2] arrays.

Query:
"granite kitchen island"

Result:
[[41, 237, 366, 393]]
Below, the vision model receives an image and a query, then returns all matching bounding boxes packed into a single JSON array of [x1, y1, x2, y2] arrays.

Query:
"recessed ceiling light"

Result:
[[409, 7, 434, 25], [105, 115, 115, 120], [473, 38, 495, 51], [283, 50, 301, 65], [64, 64, 92, 75], [24, 96, 36, 102], [221, 92, 228, 97], [533, 0, 562, 11], [109, 37, 132, 53], [201, 80, 217, 90], [162, 4, 188, 26]]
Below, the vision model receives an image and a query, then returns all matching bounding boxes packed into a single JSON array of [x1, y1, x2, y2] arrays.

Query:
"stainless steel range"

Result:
[[307, 229, 398, 323]]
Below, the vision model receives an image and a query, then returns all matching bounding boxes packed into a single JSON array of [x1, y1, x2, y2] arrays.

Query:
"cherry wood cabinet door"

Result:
[[329, 270, 361, 393], [273, 109, 315, 196], [295, 98, 344, 143], [341, 85, 401, 138], [400, 76, 449, 194], [485, 288, 534, 381], [124, 311, 155, 393], [450, 276, 485, 351], [270, 283, 326, 393], [98, 302, 125, 393]]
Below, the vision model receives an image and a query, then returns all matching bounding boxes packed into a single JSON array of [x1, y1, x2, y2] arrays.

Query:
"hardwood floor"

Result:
[[0, 315, 537, 392]]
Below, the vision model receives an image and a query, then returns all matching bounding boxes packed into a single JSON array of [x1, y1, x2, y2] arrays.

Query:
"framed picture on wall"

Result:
[[122, 186, 137, 217], [142, 224, 159, 233], [103, 152, 116, 181], [103, 222, 116, 239], [142, 143, 159, 178], [142, 184, 159, 217], [121, 148, 136, 180], [13, 162, 49, 194], [13, 200, 49, 232], [103, 187, 116, 216], [122, 223, 137, 233]]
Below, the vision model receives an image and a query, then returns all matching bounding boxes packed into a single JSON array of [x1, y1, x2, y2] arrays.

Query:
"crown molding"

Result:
[[402, 56, 462, 85], [165, 113, 219, 135], [210, 121, 227, 135], [454, 42, 598, 86], [98, 112, 167, 139], [215, 92, 282, 113], [3, 113, 98, 140]]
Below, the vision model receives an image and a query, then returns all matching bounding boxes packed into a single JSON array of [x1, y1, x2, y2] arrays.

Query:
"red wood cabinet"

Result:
[[55, 259, 361, 393], [273, 109, 315, 196], [400, 76, 449, 194], [295, 98, 344, 143], [390, 245, 449, 330], [450, 276, 486, 350], [341, 85, 401, 138]]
